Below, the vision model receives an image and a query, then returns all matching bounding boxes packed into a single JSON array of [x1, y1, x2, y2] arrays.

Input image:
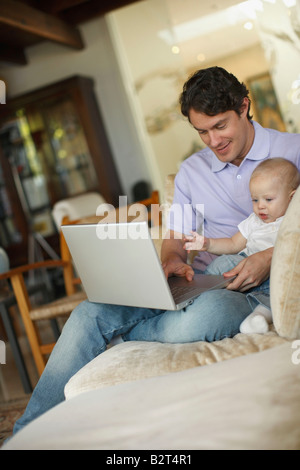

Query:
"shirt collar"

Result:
[[211, 121, 271, 173], [211, 153, 226, 172], [246, 121, 270, 161]]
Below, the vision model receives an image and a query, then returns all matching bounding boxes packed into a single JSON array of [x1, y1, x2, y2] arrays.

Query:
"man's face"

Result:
[[188, 99, 254, 167]]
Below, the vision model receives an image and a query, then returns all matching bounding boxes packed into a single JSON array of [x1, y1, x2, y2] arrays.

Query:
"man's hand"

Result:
[[162, 258, 194, 282], [161, 230, 194, 281], [223, 248, 273, 292]]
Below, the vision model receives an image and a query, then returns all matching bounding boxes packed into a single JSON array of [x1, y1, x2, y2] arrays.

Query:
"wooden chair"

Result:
[[0, 191, 160, 377], [0, 260, 87, 376]]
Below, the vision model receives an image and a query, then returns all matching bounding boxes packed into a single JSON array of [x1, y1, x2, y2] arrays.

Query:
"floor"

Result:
[[0, 273, 67, 403], [0, 317, 66, 448], [0, 334, 38, 403], [0, 319, 59, 403]]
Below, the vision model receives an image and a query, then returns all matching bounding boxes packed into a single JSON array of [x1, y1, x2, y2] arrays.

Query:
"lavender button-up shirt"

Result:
[[168, 121, 300, 271]]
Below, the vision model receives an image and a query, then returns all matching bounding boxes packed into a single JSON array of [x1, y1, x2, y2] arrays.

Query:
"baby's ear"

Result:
[[289, 189, 296, 200]]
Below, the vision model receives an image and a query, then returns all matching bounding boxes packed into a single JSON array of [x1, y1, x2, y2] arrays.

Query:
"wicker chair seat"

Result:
[[30, 291, 87, 321]]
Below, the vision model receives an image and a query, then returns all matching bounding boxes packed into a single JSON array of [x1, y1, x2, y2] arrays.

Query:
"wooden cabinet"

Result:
[[0, 76, 123, 267]]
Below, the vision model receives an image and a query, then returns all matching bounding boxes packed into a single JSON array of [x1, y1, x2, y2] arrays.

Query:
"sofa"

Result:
[[3, 176, 300, 450]]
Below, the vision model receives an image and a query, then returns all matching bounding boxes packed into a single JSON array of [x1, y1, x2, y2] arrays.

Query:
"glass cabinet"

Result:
[[0, 76, 122, 267]]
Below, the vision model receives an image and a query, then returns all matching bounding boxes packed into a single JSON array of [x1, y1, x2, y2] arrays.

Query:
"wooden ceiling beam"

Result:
[[39, 0, 89, 15], [0, 0, 84, 50], [61, 0, 142, 25]]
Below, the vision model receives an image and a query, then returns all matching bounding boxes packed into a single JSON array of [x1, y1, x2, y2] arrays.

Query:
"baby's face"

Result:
[[249, 175, 292, 223]]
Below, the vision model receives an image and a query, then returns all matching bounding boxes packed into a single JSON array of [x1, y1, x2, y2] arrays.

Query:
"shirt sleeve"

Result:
[[237, 213, 254, 239]]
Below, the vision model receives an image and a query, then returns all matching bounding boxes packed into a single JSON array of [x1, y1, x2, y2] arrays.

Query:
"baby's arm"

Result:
[[184, 231, 247, 255]]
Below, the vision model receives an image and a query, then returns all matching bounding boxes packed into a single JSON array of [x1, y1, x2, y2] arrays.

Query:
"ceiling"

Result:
[[0, 0, 142, 66], [158, 0, 262, 68]]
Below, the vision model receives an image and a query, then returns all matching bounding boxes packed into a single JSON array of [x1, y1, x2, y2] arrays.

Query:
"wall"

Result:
[[255, 0, 300, 132], [109, 0, 271, 193], [1, 0, 299, 202]]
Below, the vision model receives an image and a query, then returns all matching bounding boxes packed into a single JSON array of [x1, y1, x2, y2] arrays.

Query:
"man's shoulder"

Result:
[[266, 127, 300, 140], [180, 147, 213, 171], [184, 146, 212, 161], [254, 120, 296, 135], [258, 122, 300, 143], [175, 148, 214, 195], [268, 129, 300, 163], [253, 121, 300, 164]]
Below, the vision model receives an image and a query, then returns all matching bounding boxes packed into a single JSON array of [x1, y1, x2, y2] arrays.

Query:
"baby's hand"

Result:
[[184, 231, 205, 253]]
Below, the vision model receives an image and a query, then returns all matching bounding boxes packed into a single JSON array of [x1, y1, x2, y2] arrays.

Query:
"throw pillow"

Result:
[[270, 186, 300, 339]]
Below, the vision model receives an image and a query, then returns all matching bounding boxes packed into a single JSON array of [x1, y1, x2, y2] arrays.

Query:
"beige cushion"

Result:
[[6, 343, 300, 450], [271, 185, 300, 339], [64, 330, 288, 399]]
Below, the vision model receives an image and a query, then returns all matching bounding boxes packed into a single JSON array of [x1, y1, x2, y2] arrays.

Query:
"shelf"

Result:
[[0, 75, 123, 267]]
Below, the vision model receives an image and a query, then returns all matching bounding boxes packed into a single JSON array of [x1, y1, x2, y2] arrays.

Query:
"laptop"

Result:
[[61, 222, 234, 311]]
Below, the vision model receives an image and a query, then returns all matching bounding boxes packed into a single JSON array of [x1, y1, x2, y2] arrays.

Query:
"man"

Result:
[[13, 67, 300, 434], [163, 67, 300, 290]]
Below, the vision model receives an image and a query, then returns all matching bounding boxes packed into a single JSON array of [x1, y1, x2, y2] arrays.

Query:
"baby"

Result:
[[184, 157, 300, 334]]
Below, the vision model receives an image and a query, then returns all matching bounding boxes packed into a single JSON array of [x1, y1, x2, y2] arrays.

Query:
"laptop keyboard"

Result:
[[170, 284, 202, 303]]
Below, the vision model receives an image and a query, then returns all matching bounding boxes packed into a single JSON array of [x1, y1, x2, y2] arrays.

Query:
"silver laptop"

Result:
[[61, 222, 234, 311]]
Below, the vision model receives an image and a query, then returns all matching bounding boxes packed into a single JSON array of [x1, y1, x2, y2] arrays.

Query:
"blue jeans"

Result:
[[13, 275, 254, 434], [205, 253, 271, 309]]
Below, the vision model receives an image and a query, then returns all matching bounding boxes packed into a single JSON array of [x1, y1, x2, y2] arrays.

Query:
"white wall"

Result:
[[255, 0, 300, 132], [110, 0, 270, 190]]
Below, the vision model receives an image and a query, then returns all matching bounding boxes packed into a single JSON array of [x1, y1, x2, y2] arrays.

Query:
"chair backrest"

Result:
[[161, 174, 175, 232], [60, 190, 161, 295], [52, 192, 110, 230]]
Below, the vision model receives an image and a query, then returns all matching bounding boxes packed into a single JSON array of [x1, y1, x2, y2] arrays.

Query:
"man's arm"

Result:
[[224, 247, 273, 292], [161, 230, 194, 281]]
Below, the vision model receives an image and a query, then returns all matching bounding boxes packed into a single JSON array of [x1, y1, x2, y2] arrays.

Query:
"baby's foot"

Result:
[[240, 314, 269, 334]]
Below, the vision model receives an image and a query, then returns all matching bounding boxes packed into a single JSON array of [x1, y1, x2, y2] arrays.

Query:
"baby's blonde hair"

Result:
[[250, 158, 300, 191]]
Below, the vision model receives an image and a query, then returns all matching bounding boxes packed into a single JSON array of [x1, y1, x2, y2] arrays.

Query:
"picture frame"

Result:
[[247, 72, 286, 132]]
